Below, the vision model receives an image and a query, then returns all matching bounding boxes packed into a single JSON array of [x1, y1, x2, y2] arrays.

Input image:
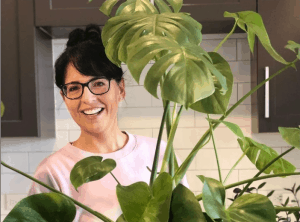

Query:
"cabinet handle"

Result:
[[265, 66, 269, 118]]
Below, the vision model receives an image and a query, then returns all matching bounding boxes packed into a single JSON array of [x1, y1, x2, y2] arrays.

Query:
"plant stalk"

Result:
[[149, 100, 170, 189], [160, 105, 183, 173], [207, 114, 222, 182], [196, 172, 300, 201], [275, 207, 300, 212], [110, 172, 121, 186], [173, 58, 299, 187], [213, 21, 237, 52], [223, 147, 250, 184], [238, 146, 296, 197], [1, 161, 114, 222]]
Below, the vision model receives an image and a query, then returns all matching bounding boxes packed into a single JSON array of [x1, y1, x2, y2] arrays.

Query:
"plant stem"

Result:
[[223, 147, 250, 184], [160, 105, 183, 173], [275, 207, 300, 212], [110, 172, 121, 186], [207, 114, 222, 182], [238, 146, 296, 197], [1, 161, 114, 222], [196, 172, 300, 201], [173, 58, 299, 187], [149, 100, 170, 189], [213, 21, 237, 52]]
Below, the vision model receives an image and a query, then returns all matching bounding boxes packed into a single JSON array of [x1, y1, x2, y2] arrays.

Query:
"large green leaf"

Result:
[[227, 194, 276, 222], [224, 11, 289, 65], [285, 40, 300, 59], [117, 172, 172, 222], [278, 127, 300, 148], [99, 0, 120, 17], [127, 36, 228, 109], [1, 101, 5, 117], [116, 0, 158, 16], [70, 156, 116, 191], [4, 193, 76, 222], [117, 181, 152, 222], [102, 12, 202, 66], [116, 214, 127, 222], [140, 172, 173, 222], [200, 176, 229, 221], [189, 52, 233, 114], [166, 0, 183, 13], [169, 184, 207, 222], [237, 137, 296, 175], [154, 0, 172, 13]]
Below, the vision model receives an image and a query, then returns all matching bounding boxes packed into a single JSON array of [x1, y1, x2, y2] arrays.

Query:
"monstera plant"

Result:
[[2, 0, 300, 221]]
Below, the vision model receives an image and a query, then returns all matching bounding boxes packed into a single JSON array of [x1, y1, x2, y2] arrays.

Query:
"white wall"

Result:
[[1, 33, 299, 221]]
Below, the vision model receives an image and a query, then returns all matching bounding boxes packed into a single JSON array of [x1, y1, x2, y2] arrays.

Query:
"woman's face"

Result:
[[60, 63, 125, 135]]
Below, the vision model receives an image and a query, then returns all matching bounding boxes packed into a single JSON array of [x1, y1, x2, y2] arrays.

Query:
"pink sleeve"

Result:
[[27, 163, 61, 196]]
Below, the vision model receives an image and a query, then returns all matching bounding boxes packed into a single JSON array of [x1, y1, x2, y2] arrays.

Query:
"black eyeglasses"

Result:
[[60, 77, 111, 100]]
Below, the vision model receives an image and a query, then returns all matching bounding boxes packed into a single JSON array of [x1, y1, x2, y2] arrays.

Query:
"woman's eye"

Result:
[[69, 86, 79, 92], [94, 82, 104, 87]]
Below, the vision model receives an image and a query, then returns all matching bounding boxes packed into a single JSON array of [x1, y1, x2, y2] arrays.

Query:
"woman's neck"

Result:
[[71, 128, 129, 154]]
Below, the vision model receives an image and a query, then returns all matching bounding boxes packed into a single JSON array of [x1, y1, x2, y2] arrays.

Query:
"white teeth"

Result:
[[83, 108, 103, 115]]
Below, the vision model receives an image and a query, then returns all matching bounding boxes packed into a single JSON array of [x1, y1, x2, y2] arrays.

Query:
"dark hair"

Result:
[[55, 24, 124, 89]]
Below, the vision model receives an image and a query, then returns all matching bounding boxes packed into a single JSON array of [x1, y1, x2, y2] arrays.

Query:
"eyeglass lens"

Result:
[[63, 79, 109, 99]]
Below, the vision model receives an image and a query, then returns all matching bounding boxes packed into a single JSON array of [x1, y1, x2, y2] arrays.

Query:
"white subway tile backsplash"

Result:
[[1, 153, 29, 174], [1, 173, 34, 194], [69, 130, 81, 142], [202, 33, 247, 40], [200, 39, 237, 61], [237, 82, 251, 105], [237, 39, 251, 61], [122, 129, 153, 138], [6, 194, 27, 211], [29, 152, 53, 173], [229, 61, 251, 83], [119, 86, 152, 108], [53, 130, 69, 151]]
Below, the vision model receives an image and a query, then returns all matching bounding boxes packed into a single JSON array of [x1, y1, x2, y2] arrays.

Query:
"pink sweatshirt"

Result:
[[27, 131, 190, 222]]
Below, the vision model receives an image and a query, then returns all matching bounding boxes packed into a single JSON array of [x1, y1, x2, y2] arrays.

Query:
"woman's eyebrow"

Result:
[[65, 77, 107, 85]]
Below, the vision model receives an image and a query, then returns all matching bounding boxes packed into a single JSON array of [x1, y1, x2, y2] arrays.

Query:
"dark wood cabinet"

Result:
[[1, 0, 55, 137], [251, 0, 300, 133], [34, 0, 256, 38], [181, 0, 256, 33]]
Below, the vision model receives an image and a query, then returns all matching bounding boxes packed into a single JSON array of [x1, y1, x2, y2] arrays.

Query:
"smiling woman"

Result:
[[27, 24, 189, 222]]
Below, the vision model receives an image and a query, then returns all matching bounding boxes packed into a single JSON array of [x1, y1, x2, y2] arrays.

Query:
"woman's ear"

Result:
[[118, 78, 126, 101]]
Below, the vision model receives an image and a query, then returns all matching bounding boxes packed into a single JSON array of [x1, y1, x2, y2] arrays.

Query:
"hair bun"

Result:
[[66, 28, 85, 47], [84, 24, 102, 43]]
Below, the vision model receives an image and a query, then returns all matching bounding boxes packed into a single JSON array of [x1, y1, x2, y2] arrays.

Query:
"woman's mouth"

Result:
[[82, 108, 104, 116]]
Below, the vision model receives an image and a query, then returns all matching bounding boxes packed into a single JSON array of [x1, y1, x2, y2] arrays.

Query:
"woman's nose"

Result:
[[81, 85, 97, 101]]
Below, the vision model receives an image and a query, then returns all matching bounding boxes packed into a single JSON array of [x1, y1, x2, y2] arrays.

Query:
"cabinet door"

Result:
[[181, 0, 256, 33], [35, 0, 109, 26], [252, 0, 300, 132]]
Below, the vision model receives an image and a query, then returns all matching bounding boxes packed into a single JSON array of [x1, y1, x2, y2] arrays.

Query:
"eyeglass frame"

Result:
[[59, 77, 112, 100]]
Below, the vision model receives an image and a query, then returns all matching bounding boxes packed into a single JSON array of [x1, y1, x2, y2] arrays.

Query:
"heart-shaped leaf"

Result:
[[127, 36, 228, 109], [206, 119, 245, 139], [278, 127, 300, 148], [140, 172, 173, 222], [169, 183, 207, 222], [102, 12, 202, 66], [99, 0, 120, 17], [189, 52, 233, 114], [166, 0, 183, 13], [3, 193, 76, 222], [70, 156, 116, 191], [285, 40, 300, 59], [117, 172, 173, 222], [224, 11, 289, 65], [237, 137, 296, 175], [201, 176, 228, 221], [117, 181, 152, 222], [227, 193, 276, 222]]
